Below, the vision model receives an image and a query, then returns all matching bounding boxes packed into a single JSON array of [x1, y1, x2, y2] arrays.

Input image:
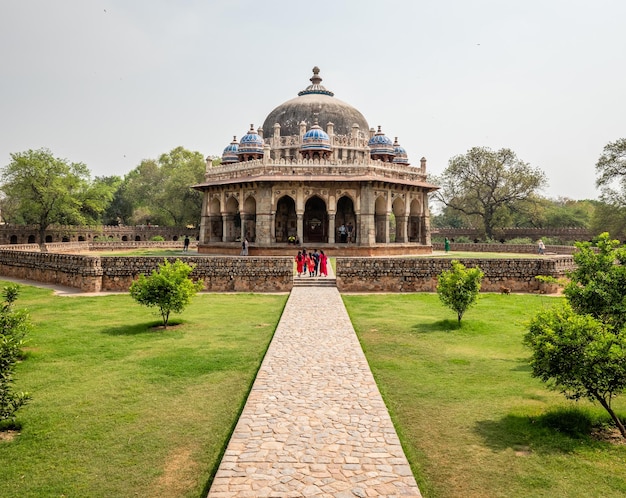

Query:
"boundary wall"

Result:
[[431, 242, 578, 255], [0, 250, 292, 293], [335, 256, 574, 293], [0, 245, 574, 294]]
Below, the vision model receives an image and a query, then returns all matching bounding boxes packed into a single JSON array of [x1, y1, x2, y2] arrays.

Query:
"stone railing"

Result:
[[335, 256, 574, 294], [203, 159, 428, 184]]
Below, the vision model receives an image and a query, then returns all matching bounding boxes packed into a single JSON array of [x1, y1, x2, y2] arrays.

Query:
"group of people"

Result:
[[295, 248, 328, 277]]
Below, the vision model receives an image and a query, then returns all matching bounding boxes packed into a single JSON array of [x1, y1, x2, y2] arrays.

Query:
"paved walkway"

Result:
[[208, 284, 422, 497]]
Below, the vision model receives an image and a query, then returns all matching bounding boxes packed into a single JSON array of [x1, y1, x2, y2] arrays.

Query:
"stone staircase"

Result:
[[292, 276, 337, 287]]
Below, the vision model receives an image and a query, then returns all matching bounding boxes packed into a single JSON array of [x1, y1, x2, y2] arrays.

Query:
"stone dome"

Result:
[[262, 67, 370, 138]]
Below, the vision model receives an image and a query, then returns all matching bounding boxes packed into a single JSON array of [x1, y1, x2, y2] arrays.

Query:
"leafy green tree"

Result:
[[121, 147, 206, 226], [0, 285, 31, 423], [434, 147, 547, 239], [524, 232, 626, 438], [564, 233, 626, 331], [0, 149, 111, 242], [129, 259, 203, 328], [525, 303, 626, 438], [591, 201, 626, 242], [437, 260, 484, 323], [596, 137, 626, 205]]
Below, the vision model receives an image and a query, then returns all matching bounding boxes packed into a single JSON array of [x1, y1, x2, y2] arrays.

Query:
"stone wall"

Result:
[[335, 256, 574, 293], [432, 242, 578, 255], [0, 250, 292, 293]]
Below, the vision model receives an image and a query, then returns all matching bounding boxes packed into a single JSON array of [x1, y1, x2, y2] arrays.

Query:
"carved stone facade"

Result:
[[193, 68, 438, 255]]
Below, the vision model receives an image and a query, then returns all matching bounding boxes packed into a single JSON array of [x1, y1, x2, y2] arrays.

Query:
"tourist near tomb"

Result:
[[193, 67, 439, 256]]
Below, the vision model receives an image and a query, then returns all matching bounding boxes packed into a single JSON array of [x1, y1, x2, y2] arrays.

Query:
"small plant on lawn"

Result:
[[436, 259, 484, 323], [129, 258, 203, 328], [0, 284, 31, 424], [524, 232, 626, 439]]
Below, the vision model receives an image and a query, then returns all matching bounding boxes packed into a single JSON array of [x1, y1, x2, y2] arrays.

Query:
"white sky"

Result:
[[1, 0, 625, 200]]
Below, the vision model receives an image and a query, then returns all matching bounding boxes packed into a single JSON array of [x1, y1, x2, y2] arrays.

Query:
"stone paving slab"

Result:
[[208, 286, 422, 497]]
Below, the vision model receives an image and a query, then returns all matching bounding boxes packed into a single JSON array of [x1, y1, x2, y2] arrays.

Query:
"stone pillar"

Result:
[[254, 183, 273, 245], [240, 211, 247, 241], [297, 212, 304, 245], [198, 194, 208, 244], [396, 215, 408, 243], [328, 213, 336, 244], [221, 214, 231, 242], [360, 183, 376, 245]]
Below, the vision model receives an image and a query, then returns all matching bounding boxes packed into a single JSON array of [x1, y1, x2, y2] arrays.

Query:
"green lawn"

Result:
[[0, 281, 287, 498], [343, 293, 626, 498], [4, 282, 626, 498]]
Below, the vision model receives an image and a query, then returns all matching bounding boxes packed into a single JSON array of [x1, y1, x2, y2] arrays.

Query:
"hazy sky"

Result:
[[2, 0, 625, 200]]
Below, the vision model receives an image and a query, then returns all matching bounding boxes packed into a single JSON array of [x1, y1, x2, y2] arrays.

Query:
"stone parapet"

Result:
[[0, 250, 292, 293], [335, 256, 574, 293]]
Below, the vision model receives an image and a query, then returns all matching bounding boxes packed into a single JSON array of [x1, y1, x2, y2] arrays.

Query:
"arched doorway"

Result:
[[392, 197, 406, 243], [409, 198, 423, 243], [243, 195, 257, 242], [336, 196, 355, 243], [275, 196, 296, 243], [304, 196, 328, 243], [224, 196, 240, 242], [375, 196, 387, 243]]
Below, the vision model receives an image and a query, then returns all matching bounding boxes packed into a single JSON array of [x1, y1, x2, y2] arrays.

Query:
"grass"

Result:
[[343, 293, 626, 498], [0, 281, 287, 498]]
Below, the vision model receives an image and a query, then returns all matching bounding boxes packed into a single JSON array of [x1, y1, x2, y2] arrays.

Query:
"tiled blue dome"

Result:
[[222, 136, 239, 164], [301, 124, 331, 152], [238, 124, 264, 156], [368, 126, 395, 156], [392, 137, 410, 165]]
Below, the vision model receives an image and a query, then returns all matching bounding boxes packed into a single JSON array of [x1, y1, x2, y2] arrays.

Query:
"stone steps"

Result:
[[292, 276, 337, 287]]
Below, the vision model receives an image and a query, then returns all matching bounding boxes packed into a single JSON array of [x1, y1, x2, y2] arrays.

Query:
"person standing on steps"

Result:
[[319, 250, 328, 277], [241, 237, 249, 256]]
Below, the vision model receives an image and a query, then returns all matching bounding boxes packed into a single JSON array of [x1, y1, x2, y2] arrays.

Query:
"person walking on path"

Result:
[[295, 251, 304, 277], [537, 239, 545, 255], [241, 237, 249, 256], [444, 237, 450, 252], [183, 236, 190, 252], [319, 250, 328, 276]]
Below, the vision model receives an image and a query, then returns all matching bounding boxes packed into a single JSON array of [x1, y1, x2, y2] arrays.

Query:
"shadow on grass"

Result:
[[475, 407, 609, 455], [411, 319, 461, 333], [101, 319, 184, 336]]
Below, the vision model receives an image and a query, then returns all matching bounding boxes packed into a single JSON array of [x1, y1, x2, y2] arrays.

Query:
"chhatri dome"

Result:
[[194, 67, 437, 255]]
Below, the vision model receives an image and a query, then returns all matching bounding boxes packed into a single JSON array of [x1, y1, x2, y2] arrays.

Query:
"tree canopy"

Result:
[[434, 147, 547, 239], [0, 149, 114, 243], [596, 138, 626, 205]]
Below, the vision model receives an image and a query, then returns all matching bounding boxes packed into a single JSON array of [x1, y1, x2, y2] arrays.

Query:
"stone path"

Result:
[[207, 283, 422, 497]]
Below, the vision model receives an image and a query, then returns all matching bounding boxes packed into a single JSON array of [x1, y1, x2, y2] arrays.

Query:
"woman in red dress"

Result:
[[306, 254, 315, 276], [319, 250, 328, 276], [295, 251, 304, 277]]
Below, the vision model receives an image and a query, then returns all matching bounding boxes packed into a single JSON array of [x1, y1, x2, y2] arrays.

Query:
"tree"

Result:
[[525, 303, 626, 438], [524, 232, 626, 438], [434, 147, 547, 239], [0, 285, 31, 424], [0, 149, 112, 243], [121, 147, 206, 226], [596, 138, 626, 205], [564, 233, 626, 331], [129, 259, 203, 328], [437, 260, 484, 323]]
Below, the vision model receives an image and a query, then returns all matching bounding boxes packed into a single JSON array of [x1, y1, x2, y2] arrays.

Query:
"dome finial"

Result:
[[298, 67, 334, 97]]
